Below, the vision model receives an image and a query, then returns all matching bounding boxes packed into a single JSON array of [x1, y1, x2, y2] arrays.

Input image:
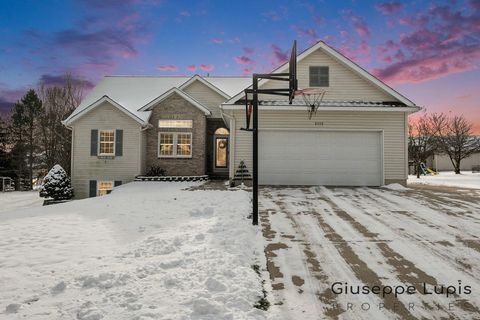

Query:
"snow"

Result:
[[259, 186, 480, 319], [408, 171, 480, 189], [0, 182, 266, 319], [382, 183, 409, 191], [0, 191, 43, 213]]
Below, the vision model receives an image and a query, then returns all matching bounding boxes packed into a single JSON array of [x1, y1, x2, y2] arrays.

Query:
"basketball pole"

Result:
[[252, 75, 259, 225]]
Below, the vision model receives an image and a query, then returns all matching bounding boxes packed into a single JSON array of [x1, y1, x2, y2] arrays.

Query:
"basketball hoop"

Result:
[[294, 88, 326, 119]]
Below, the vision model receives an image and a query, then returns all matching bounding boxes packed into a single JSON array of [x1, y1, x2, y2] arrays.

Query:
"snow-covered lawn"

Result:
[[0, 191, 43, 213], [0, 182, 266, 319], [260, 186, 480, 320], [408, 171, 480, 189]]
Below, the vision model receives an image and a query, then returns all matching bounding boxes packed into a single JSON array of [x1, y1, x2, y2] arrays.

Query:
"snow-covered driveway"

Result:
[[260, 186, 480, 320], [0, 182, 266, 319]]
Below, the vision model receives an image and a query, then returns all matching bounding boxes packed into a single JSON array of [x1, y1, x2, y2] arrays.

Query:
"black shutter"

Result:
[[89, 180, 97, 197], [115, 129, 123, 156], [91, 129, 98, 156], [114, 180, 122, 187]]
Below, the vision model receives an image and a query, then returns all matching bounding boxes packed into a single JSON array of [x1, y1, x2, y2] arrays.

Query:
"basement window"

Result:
[[97, 181, 113, 196], [309, 66, 329, 87]]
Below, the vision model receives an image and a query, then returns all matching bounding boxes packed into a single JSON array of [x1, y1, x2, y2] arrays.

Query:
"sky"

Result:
[[0, 0, 479, 132]]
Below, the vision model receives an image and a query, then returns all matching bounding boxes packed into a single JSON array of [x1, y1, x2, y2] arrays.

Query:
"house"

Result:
[[426, 152, 480, 172], [63, 41, 419, 198]]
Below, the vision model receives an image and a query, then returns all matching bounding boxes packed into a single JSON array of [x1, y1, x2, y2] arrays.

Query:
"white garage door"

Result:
[[259, 130, 382, 186]]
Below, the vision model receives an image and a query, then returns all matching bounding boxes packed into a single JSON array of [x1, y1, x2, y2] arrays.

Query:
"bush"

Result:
[[39, 164, 74, 200], [146, 165, 166, 176]]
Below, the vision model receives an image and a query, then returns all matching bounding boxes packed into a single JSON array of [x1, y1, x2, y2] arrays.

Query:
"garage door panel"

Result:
[[259, 130, 382, 186]]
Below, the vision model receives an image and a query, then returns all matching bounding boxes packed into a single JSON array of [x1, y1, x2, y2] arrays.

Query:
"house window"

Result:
[[309, 66, 329, 87], [158, 132, 192, 158], [98, 181, 113, 196], [99, 130, 115, 155], [159, 120, 193, 128]]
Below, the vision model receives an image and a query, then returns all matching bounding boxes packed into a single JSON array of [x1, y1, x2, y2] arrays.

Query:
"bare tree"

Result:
[[38, 73, 85, 173], [430, 113, 480, 174], [408, 112, 437, 178]]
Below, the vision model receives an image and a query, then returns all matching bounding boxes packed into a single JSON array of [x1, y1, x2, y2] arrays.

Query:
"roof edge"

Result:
[[138, 88, 212, 115]]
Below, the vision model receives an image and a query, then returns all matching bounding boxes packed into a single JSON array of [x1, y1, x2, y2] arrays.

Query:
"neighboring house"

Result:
[[64, 41, 419, 199], [426, 152, 480, 172]]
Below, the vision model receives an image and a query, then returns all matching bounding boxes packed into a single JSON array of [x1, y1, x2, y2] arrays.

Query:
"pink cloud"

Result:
[[373, 4, 480, 84], [243, 47, 254, 54], [235, 56, 254, 65], [338, 41, 371, 63], [228, 37, 241, 44], [199, 64, 214, 72], [211, 38, 223, 44], [242, 67, 254, 76], [269, 44, 289, 67], [372, 47, 480, 84], [291, 25, 318, 42], [375, 2, 404, 15], [349, 14, 370, 38], [179, 10, 190, 17], [187, 65, 196, 71], [158, 65, 177, 72]]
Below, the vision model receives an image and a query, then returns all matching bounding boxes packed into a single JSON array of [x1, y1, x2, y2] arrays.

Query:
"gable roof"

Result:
[[179, 75, 231, 99], [62, 95, 150, 126], [64, 75, 250, 125], [139, 87, 211, 115], [224, 41, 416, 106]]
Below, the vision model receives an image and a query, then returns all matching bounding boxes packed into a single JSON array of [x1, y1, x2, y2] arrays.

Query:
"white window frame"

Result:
[[158, 120, 193, 128], [309, 66, 329, 87], [158, 132, 192, 158], [98, 130, 115, 156], [97, 180, 114, 196]]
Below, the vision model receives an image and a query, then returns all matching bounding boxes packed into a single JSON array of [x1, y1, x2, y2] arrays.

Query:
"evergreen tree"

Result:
[[39, 164, 74, 200], [11, 90, 42, 189]]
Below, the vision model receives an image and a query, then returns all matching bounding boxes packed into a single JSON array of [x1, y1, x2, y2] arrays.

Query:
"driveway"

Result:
[[259, 186, 480, 320]]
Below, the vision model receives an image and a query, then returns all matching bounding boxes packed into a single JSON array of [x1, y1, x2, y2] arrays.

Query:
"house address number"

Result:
[[314, 121, 324, 126]]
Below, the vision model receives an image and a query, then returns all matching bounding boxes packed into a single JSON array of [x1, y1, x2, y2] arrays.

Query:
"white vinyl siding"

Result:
[[258, 48, 395, 102], [182, 80, 227, 118], [71, 101, 143, 199], [227, 109, 408, 184]]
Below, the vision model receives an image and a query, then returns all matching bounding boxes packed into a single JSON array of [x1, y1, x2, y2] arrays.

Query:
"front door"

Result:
[[214, 136, 228, 170]]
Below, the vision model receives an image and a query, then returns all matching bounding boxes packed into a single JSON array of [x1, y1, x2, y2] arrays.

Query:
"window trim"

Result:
[[158, 132, 193, 158], [309, 66, 329, 87], [158, 119, 193, 128], [97, 180, 114, 196], [98, 130, 115, 156]]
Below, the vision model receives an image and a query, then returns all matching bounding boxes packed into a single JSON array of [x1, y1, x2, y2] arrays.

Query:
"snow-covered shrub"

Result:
[[39, 164, 74, 200]]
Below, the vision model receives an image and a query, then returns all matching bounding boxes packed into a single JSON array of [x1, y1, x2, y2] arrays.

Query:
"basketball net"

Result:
[[295, 88, 326, 119]]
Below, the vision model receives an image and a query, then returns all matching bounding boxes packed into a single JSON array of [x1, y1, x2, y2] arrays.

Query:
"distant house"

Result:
[[63, 41, 419, 199], [427, 152, 480, 172]]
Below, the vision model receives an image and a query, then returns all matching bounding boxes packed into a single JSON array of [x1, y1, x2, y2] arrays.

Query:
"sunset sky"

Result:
[[0, 0, 479, 132]]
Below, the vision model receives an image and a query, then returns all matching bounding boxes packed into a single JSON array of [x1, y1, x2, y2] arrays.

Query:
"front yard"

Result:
[[1, 179, 479, 319]]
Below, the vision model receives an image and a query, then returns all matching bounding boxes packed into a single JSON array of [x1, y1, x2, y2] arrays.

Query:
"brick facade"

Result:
[[145, 93, 207, 176]]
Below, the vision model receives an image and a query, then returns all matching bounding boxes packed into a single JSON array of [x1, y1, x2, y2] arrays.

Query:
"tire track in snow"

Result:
[[260, 189, 332, 319], [293, 188, 418, 320], [318, 187, 480, 318]]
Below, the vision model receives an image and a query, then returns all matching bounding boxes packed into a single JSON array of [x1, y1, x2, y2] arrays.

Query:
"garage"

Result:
[[258, 130, 383, 186]]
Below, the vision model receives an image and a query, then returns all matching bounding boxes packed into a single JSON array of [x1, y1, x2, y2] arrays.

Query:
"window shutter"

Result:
[[114, 180, 122, 187], [89, 180, 97, 197], [115, 129, 123, 156], [91, 129, 98, 156]]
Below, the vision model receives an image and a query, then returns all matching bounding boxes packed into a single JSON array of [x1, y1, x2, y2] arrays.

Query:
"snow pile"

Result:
[[408, 171, 480, 189], [382, 183, 409, 191], [39, 164, 74, 200], [0, 191, 43, 213], [0, 182, 266, 319]]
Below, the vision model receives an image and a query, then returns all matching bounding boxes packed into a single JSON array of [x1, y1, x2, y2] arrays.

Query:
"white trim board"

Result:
[[224, 41, 416, 107], [63, 95, 148, 126], [138, 87, 211, 115], [221, 104, 421, 113], [179, 75, 231, 99]]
